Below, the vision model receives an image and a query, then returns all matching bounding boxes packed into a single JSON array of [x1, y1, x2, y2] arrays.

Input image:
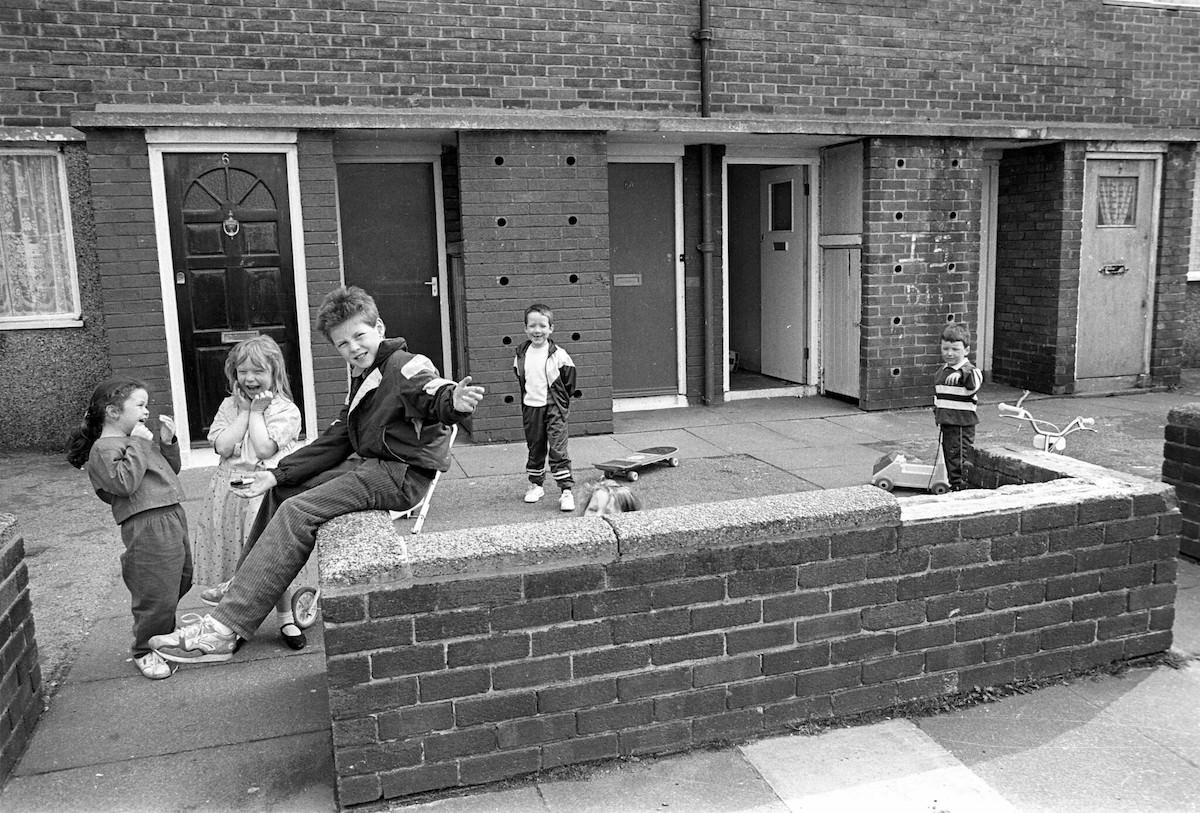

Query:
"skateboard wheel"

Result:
[[627, 471, 639, 481], [668, 458, 680, 467], [931, 483, 950, 495], [874, 478, 894, 492], [292, 586, 320, 630]]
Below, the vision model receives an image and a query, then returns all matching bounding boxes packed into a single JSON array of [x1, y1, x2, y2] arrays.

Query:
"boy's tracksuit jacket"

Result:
[[513, 338, 576, 415]]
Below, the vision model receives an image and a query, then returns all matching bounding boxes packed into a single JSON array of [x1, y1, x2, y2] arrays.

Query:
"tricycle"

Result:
[[997, 390, 1097, 453]]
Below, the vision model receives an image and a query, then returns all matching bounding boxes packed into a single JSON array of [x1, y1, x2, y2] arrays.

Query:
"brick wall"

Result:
[[84, 129, 172, 404], [317, 449, 1178, 807], [296, 132, 348, 431], [1164, 403, 1200, 560], [990, 143, 1083, 393], [0, 515, 42, 786], [859, 138, 984, 411], [1152, 143, 1195, 387], [3, 2, 1199, 130], [457, 131, 613, 442]]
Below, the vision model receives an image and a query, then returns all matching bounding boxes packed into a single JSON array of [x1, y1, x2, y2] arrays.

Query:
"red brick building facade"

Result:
[[1, 1, 1197, 452]]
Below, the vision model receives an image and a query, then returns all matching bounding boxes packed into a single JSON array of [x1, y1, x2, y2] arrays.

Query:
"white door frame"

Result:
[[977, 154, 1000, 375], [722, 150, 821, 399], [332, 139, 452, 378], [608, 144, 687, 413], [146, 128, 315, 468]]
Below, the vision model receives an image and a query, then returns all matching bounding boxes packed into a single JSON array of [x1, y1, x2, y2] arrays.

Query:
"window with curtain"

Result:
[[0, 149, 81, 328], [1096, 175, 1137, 227]]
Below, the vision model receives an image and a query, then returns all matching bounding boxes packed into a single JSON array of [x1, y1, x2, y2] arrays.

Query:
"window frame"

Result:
[[0, 146, 83, 330]]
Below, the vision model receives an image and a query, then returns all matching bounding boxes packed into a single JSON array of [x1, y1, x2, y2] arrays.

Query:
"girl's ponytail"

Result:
[[65, 377, 147, 469]]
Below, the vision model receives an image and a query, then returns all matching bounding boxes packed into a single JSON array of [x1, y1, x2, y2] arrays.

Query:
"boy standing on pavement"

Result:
[[934, 322, 983, 491], [150, 285, 484, 663], [514, 303, 577, 512]]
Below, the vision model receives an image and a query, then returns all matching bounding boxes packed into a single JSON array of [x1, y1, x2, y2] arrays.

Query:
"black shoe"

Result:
[[279, 623, 307, 650]]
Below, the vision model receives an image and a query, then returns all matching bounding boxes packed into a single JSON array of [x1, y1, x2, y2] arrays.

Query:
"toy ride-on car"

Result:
[[871, 445, 950, 495]]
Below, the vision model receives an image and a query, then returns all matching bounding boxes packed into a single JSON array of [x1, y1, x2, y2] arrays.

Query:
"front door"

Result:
[[760, 166, 808, 383], [337, 162, 447, 371], [164, 153, 303, 443], [608, 162, 678, 398], [1077, 157, 1157, 381]]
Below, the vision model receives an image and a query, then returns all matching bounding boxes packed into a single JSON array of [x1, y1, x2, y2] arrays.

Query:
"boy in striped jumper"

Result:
[[934, 323, 983, 491]]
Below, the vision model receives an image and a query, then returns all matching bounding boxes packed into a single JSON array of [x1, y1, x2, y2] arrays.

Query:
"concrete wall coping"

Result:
[[318, 486, 898, 589], [1168, 403, 1200, 430], [903, 445, 1177, 523]]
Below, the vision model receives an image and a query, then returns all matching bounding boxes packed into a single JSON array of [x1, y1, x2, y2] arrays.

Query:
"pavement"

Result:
[[3, 375, 1200, 812]]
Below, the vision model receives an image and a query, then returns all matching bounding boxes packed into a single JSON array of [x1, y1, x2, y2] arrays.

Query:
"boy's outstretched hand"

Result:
[[232, 469, 277, 499], [453, 376, 485, 413]]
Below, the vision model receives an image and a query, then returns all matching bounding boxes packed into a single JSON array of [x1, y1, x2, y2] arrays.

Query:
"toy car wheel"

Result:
[[627, 471, 639, 482], [875, 478, 894, 492], [668, 457, 680, 467], [931, 483, 951, 495], [292, 587, 320, 630]]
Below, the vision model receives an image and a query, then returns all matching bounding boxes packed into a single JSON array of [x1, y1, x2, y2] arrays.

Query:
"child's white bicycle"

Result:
[[997, 391, 1097, 453]]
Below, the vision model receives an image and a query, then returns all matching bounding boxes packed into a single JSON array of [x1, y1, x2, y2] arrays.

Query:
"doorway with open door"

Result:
[[725, 161, 815, 398]]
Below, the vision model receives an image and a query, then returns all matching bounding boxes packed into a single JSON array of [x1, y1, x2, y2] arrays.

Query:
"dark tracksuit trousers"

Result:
[[215, 458, 432, 641], [939, 424, 976, 490], [522, 404, 573, 491], [121, 504, 193, 656]]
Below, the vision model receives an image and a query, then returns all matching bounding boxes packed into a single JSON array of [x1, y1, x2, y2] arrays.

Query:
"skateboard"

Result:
[[594, 446, 680, 481]]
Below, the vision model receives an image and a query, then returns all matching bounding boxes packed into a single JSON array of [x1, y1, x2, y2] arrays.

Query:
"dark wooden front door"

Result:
[[164, 152, 303, 442], [336, 162, 445, 369]]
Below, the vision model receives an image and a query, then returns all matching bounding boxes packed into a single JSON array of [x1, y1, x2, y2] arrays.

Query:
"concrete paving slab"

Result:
[[608, 428, 729, 460], [399, 785, 550, 812], [614, 406, 730, 432], [740, 719, 1018, 812], [916, 678, 1200, 812], [752, 442, 883, 474], [15, 650, 329, 773], [2, 729, 335, 813], [759, 417, 894, 447], [536, 749, 789, 813], [686, 422, 804, 453], [1059, 664, 1200, 764], [822, 410, 934, 444], [452, 441, 526, 478]]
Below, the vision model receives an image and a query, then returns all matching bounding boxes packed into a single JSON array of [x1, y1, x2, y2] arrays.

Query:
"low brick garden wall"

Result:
[[316, 446, 1179, 808], [0, 515, 41, 786], [1164, 404, 1200, 560]]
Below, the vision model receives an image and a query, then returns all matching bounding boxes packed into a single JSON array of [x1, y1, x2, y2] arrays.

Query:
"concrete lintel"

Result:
[[69, 105, 1200, 144], [0, 126, 86, 142]]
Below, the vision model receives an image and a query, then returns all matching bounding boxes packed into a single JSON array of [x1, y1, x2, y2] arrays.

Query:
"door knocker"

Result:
[[223, 211, 240, 238]]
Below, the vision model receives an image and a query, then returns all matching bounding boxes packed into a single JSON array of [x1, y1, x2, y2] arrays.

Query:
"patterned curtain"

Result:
[[1097, 175, 1137, 227], [0, 152, 74, 318]]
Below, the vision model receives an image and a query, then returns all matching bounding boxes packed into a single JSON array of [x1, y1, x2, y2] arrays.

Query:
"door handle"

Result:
[[423, 277, 439, 297]]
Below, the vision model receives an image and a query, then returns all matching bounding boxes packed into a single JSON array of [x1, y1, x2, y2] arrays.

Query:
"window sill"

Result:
[[0, 317, 85, 330]]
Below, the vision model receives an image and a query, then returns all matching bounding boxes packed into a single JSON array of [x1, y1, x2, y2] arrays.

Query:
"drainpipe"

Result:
[[693, 0, 716, 404]]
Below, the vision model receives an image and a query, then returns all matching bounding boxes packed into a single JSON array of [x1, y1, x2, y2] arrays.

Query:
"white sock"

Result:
[[208, 616, 234, 636], [276, 610, 296, 627]]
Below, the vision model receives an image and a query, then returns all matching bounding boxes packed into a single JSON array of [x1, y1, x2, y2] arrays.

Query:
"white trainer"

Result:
[[134, 650, 172, 680], [524, 484, 545, 503], [559, 490, 575, 512]]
